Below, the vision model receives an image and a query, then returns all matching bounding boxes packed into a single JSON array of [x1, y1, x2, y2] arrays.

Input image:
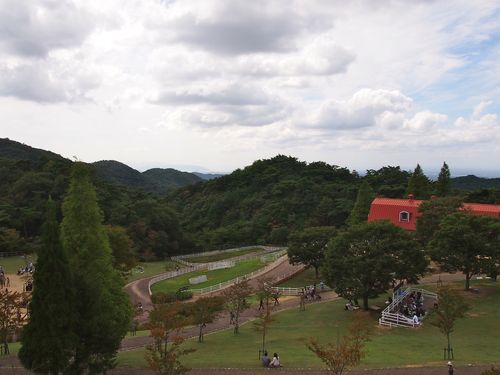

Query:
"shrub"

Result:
[[151, 291, 193, 304]]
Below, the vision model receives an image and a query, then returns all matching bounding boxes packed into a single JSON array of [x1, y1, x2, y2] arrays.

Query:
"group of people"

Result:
[[17, 262, 34, 275], [300, 284, 322, 301], [398, 291, 426, 324], [261, 351, 281, 368]]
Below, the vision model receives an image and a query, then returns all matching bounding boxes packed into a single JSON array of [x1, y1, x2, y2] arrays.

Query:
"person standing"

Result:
[[448, 361, 454, 375]]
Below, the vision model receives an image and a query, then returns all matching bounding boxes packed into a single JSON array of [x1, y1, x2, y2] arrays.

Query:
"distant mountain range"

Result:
[[1, 137, 500, 192], [0, 138, 220, 193]]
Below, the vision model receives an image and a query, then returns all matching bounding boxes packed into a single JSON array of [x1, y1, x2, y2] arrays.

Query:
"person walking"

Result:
[[448, 361, 454, 375]]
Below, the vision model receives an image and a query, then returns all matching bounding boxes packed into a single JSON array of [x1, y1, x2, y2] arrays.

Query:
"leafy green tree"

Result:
[[288, 226, 337, 279], [60, 163, 132, 373], [364, 166, 410, 198], [146, 303, 195, 375], [106, 225, 137, 272], [187, 296, 224, 343], [406, 164, 430, 199], [0, 289, 26, 356], [0, 227, 24, 254], [346, 181, 374, 226], [416, 196, 463, 245], [222, 279, 252, 334], [307, 314, 371, 375], [323, 221, 426, 310], [428, 212, 500, 290], [19, 198, 78, 374], [435, 162, 452, 197], [432, 286, 469, 360]]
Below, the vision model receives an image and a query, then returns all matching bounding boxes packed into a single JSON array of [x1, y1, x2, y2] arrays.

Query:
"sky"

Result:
[[1, 0, 500, 176]]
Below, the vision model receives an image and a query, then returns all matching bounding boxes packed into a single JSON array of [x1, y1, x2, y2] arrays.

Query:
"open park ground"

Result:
[[118, 280, 500, 370]]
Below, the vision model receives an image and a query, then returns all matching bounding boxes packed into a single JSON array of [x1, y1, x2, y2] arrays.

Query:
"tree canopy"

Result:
[[60, 163, 132, 373], [19, 198, 78, 374], [428, 212, 500, 290], [323, 221, 427, 310], [288, 226, 337, 278]]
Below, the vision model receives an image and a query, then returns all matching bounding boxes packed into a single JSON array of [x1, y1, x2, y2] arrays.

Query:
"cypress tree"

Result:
[[406, 164, 430, 199], [347, 180, 374, 226], [60, 163, 132, 373], [19, 198, 78, 374], [435, 162, 451, 196]]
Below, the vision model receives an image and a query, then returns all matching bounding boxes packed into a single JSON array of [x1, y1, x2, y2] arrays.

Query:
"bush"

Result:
[[482, 367, 500, 375], [151, 291, 193, 304]]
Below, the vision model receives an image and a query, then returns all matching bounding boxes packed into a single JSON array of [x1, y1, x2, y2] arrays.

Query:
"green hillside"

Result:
[[92, 160, 154, 191], [0, 138, 65, 162], [169, 155, 360, 248], [143, 168, 202, 191], [451, 175, 500, 190]]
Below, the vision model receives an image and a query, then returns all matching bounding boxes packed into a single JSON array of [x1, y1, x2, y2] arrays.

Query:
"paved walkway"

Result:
[[125, 255, 304, 321]]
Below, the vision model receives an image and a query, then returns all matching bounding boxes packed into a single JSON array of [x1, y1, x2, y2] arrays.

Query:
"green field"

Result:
[[119, 281, 500, 369], [278, 267, 323, 288], [126, 261, 178, 283], [0, 255, 36, 274], [150, 258, 268, 294], [185, 247, 262, 263]]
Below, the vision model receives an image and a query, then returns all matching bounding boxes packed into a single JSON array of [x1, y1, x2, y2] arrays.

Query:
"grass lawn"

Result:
[[126, 261, 178, 283], [150, 258, 268, 294], [0, 255, 36, 274], [118, 280, 500, 369], [186, 247, 262, 263], [278, 267, 323, 288]]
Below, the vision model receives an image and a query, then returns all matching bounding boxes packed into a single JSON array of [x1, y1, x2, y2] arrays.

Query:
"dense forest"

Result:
[[1, 138, 499, 259], [0, 140, 191, 259]]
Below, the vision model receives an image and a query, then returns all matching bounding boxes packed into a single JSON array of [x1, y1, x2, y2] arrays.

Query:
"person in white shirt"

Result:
[[269, 353, 280, 368]]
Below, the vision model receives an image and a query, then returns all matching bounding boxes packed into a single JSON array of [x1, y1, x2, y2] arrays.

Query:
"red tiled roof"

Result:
[[462, 203, 500, 214], [370, 197, 424, 208]]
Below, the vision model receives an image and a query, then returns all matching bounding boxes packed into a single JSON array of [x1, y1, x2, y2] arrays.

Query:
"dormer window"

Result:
[[399, 211, 410, 222]]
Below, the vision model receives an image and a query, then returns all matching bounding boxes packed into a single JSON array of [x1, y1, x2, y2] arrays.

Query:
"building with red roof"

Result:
[[368, 195, 500, 231]]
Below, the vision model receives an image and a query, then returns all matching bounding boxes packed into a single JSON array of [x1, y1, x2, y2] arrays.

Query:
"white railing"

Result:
[[188, 253, 288, 295], [148, 249, 287, 296], [172, 246, 286, 268], [271, 283, 331, 296], [379, 286, 438, 328], [148, 264, 206, 295]]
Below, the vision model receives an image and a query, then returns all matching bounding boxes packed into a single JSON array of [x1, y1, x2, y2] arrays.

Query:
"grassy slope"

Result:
[[119, 281, 500, 369], [126, 261, 178, 283], [150, 258, 267, 294], [278, 267, 321, 288], [186, 247, 262, 263], [0, 255, 35, 274]]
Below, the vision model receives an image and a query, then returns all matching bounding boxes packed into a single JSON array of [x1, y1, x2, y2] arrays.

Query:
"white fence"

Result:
[[379, 287, 438, 328], [188, 252, 288, 295], [148, 248, 287, 296]]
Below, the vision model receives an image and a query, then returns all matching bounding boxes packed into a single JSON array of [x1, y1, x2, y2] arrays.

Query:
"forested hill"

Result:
[[169, 155, 361, 249], [143, 168, 202, 191], [0, 138, 65, 162], [0, 138, 203, 193], [91, 161, 202, 193], [451, 175, 500, 190]]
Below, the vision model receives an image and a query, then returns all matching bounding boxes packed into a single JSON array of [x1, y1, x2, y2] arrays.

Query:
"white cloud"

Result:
[[313, 89, 412, 130], [0, 0, 500, 173], [0, 0, 95, 57]]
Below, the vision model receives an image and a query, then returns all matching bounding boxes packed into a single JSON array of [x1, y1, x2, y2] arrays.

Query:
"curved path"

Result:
[[124, 255, 304, 319]]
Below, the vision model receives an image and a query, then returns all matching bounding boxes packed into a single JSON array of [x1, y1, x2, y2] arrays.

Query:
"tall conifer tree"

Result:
[[436, 162, 451, 197], [347, 180, 374, 226], [60, 163, 132, 373], [19, 198, 77, 374], [406, 164, 430, 199]]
